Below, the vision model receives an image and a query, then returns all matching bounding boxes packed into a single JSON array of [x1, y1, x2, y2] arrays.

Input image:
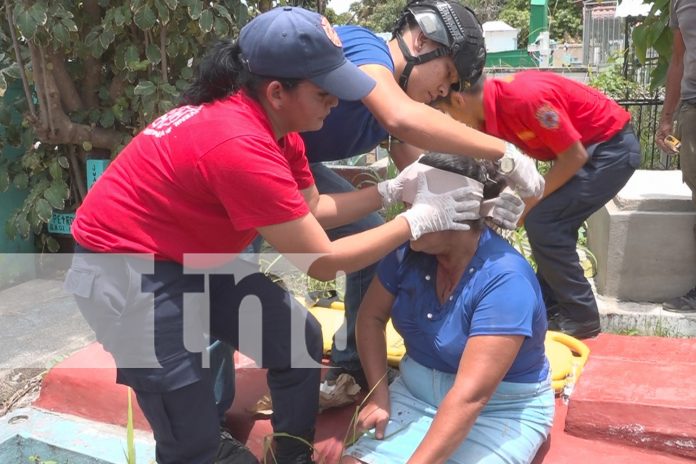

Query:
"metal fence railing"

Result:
[[615, 18, 678, 171], [616, 97, 680, 170], [583, 0, 624, 68]]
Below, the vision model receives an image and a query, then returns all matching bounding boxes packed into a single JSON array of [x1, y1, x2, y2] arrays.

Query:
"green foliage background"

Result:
[[0, 0, 585, 252], [631, 0, 671, 91], [344, 0, 582, 42], [0, 0, 330, 251]]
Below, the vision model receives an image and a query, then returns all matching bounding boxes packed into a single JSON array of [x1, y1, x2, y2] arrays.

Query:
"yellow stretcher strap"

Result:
[[544, 330, 590, 394], [307, 304, 590, 393]]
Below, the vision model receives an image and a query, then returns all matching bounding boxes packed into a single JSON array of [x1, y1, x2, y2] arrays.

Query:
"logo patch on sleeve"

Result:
[[535, 104, 560, 130], [516, 130, 536, 141], [321, 16, 342, 47]]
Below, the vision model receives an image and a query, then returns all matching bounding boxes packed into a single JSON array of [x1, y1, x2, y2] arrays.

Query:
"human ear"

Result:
[[451, 91, 466, 109], [264, 81, 285, 110], [414, 30, 429, 53]]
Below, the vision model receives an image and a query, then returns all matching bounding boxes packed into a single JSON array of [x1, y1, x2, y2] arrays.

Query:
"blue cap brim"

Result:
[[309, 59, 376, 101]]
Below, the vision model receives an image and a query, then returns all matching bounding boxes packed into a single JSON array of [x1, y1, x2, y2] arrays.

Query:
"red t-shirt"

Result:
[[483, 71, 631, 161], [72, 91, 314, 263]]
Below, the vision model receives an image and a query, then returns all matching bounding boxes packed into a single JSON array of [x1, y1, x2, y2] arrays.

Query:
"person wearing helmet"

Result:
[[392, 0, 486, 95], [295, 0, 544, 390], [436, 71, 641, 339]]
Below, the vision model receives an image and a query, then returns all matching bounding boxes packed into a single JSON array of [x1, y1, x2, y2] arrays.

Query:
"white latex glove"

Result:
[[500, 143, 545, 199], [486, 189, 524, 230], [399, 173, 482, 240], [376, 158, 422, 208]]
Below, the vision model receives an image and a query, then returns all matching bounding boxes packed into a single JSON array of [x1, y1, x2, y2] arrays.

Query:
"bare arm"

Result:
[[257, 213, 411, 281], [360, 64, 506, 160], [312, 185, 384, 230], [407, 335, 524, 464], [272, 174, 471, 279], [519, 141, 587, 222], [355, 279, 395, 438], [389, 141, 424, 170], [541, 142, 588, 199], [657, 27, 685, 151], [357, 278, 394, 398]]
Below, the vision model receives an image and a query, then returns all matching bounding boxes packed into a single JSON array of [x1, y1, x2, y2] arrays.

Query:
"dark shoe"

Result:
[[274, 433, 315, 464], [216, 428, 259, 464], [547, 313, 601, 339], [663, 287, 696, 313], [546, 304, 561, 320]]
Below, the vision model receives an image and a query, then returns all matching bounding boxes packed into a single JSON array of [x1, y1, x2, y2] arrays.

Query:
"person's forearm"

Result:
[[371, 100, 506, 161], [661, 54, 684, 124], [314, 186, 383, 230], [356, 313, 390, 400], [541, 147, 588, 199], [307, 217, 410, 280], [407, 390, 486, 464], [389, 142, 424, 171]]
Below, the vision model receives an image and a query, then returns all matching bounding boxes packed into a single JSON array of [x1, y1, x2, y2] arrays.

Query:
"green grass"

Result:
[[608, 317, 685, 338], [28, 456, 57, 464], [259, 370, 390, 462]]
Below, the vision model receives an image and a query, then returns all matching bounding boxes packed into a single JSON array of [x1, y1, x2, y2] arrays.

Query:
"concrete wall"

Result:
[[588, 170, 696, 302]]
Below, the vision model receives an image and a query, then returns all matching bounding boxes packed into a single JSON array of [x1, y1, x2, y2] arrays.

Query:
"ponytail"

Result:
[[180, 39, 246, 106], [179, 37, 302, 107]]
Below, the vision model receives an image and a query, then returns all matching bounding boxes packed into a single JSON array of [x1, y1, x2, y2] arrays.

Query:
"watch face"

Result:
[[500, 157, 515, 174]]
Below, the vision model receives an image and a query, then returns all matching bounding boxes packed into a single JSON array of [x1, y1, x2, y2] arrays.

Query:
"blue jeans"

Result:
[[209, 339, 235, 423], [346, 355, 555, 463], [525, 125, 641, 325], [310, 163, 384, 369]]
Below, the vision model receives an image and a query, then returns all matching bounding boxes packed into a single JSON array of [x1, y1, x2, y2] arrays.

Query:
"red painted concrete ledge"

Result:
[[565, 335, 696, 460], [34, 335, 696, 463]]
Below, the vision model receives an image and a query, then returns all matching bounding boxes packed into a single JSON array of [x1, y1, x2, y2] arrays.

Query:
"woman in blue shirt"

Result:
[[342, 154, 554, 464]]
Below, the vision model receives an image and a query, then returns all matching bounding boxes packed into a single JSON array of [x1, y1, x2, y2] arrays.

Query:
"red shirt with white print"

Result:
[[72, 91, 314, 263], [482, 71, 631, 161]]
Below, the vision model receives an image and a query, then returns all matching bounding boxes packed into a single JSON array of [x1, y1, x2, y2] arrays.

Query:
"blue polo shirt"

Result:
[[301, 26, 393, 162], [377, 227, 549, 383]]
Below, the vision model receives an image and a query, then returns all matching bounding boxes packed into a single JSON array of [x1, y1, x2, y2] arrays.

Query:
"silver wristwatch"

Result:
[[497, 145, 516, 175]]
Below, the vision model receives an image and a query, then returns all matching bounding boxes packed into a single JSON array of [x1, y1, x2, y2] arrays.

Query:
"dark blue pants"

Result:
[[209, 338, 235, 422], [65, 250, 323, 464], [525, 125, 641, 324], [310, 163, 384, 370]]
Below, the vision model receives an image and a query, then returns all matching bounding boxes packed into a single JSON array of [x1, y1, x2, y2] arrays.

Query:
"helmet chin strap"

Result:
[[395, 31, 449, 93]]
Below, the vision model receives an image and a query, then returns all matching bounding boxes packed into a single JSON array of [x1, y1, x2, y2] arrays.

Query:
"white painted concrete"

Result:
[[483, 21, 519, 53], [588, 170, 696, 303]]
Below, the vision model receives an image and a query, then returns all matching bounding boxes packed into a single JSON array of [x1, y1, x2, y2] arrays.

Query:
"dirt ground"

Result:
[[0, 368, 45, 417]]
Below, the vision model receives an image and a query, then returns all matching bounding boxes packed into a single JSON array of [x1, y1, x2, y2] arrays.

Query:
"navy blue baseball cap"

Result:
[[239, 7, 376, 101]]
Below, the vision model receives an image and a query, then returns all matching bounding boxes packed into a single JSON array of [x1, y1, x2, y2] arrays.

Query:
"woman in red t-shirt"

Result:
[[437, 71, 641, 340], [65, 7, 484, 464]]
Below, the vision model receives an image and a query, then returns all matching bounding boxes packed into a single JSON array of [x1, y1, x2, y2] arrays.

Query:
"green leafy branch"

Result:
[[631, 0, 672, 92]]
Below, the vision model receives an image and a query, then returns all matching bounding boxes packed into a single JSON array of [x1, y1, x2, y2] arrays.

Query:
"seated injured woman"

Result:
[[341, 153, 554, 464]]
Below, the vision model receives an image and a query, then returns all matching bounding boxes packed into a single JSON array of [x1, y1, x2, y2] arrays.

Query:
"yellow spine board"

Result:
[[307, 302, 590, 394]]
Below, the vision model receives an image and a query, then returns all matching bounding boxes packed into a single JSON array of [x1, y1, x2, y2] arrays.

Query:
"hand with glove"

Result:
[[484, 188, 525, 230], [500, 143, 545, 199], [376, 158, 423, 208], [399, 173, 482, 240]]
